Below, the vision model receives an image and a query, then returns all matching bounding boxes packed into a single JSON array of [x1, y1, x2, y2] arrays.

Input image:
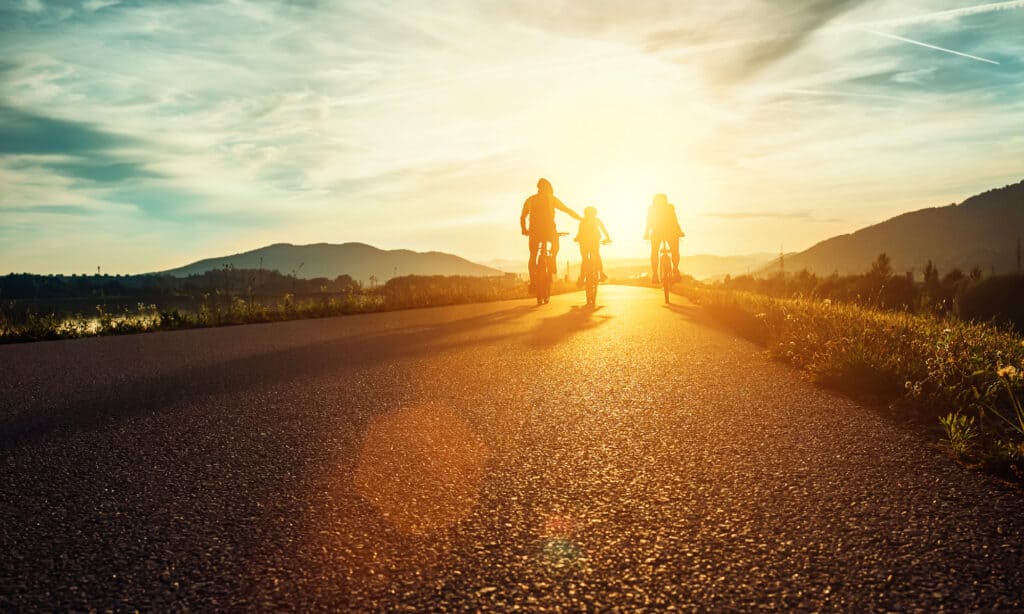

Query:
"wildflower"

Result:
[[822, 299, 832, 307], [754, 313, 767, 320], [997, 365, 1019, 379], [943, 328, 952, 334]]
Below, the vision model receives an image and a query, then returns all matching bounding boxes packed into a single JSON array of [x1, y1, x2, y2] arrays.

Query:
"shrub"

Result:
[[939, 412, 979, 458]]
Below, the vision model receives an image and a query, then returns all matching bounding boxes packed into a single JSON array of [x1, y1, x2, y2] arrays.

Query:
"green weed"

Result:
[[939, 412, 979, 458]]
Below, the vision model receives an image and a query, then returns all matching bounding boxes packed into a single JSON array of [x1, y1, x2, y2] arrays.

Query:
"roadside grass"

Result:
[[682, 284, 1024, 482], [0, 276, 574, 344], [0, 295, 379, 343]]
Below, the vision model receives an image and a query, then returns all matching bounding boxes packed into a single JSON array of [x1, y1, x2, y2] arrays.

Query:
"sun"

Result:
[[558, 163, 685, 263]]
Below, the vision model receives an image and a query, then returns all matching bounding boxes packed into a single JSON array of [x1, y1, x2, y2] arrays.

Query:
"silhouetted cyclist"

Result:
[[643, 193, 684, 283], [521, 178, 581, 285], [575, 206, 611, 286]]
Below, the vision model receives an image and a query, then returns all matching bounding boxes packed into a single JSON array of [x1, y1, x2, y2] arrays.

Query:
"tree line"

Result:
[[718, 254, 1024, 330], [0, 267, 362, 300]]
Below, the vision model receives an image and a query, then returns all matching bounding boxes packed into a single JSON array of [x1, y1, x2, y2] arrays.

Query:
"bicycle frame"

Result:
[[580, 240, 610, 307], [581, 248, 599, 306], [658, 239, 673, 304]]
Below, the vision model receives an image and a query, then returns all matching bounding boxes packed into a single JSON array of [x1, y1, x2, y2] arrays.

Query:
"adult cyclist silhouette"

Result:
[[643, 193, 684, 283], [520, 178, 581, 285]]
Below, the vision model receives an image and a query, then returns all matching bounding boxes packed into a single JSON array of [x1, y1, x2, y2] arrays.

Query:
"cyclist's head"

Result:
[[583, 206, 597, 218], [537, 178, 553, 193], [652, 193, 668, 207]]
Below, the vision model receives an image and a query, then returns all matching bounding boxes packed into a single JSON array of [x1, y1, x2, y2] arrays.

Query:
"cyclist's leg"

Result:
[[577, 245, 586, 286], [595, 248, 606, 280], [650, 235, 661, 282], [528, 238, 540, 280]]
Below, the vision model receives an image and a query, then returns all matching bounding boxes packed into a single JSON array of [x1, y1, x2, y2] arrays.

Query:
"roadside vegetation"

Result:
[[0, 270, 567, 344], [684, 255, 1024, 482], [721, 253, 1024, 330]]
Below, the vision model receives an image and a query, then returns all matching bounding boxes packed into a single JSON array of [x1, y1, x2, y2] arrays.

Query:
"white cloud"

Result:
[[1, 0, 1022, 271]]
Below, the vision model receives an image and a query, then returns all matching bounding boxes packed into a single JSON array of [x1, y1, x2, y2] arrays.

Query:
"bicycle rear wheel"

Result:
[[586, 274, 597, 305], [660, 253, 672, 304], [536, 255, 552, 305]]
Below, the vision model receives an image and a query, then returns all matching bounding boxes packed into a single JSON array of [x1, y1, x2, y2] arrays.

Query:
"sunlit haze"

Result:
[[2, 0, 1023, 273]]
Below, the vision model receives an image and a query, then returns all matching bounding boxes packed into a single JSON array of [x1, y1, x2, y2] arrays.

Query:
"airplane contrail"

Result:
[[860, 29, 1000, 65]]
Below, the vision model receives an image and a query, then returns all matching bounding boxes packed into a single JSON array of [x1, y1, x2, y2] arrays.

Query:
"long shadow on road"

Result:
[[528, 305, 613, 347], [0, 304, 539, 452]]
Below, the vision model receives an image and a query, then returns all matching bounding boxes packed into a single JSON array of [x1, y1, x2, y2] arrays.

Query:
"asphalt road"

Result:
[[2, 285, 1022, 611]]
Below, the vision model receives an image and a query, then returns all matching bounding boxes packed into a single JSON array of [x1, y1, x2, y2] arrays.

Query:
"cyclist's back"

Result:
[[523, 192, 558, 239], [644, 193, 683, 283], [520, 178, 581, 279], [575, 206, 611, 285]]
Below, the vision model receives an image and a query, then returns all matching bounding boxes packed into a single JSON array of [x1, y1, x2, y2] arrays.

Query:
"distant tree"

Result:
[[970, 266, 983, 281], [923, 260, 939, 287], [869, 253, 892, 280]]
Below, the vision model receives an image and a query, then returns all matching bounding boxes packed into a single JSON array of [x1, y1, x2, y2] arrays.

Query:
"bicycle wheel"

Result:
[[537, 255, 552, 305], [585, 273, 596, 305], [660, 253, 672, 304]]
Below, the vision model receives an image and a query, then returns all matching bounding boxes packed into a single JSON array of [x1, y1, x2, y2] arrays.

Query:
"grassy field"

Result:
[[0, 275, 574, 344], [682, 284, 1024, 481]]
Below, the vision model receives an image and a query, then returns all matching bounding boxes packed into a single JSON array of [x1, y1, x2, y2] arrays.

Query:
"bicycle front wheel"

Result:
[[659, 254, 672, 303]]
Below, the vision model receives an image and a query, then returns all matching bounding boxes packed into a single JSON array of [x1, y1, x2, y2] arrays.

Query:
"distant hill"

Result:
[[771, 180, 1024, 277], [161, 243, 503, 282], [606, 254, 776, 281]]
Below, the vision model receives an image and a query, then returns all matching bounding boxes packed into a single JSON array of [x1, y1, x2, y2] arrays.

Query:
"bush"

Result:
[[958, 274, 1024, 331]]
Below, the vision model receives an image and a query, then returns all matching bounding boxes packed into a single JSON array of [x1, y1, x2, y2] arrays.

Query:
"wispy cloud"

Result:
[[0, 0, 1022, 271], [854, 1, 1024, 29], [640, 0, 871, 83], [3, 204, 93, 216], [0, 105, 138, 155]]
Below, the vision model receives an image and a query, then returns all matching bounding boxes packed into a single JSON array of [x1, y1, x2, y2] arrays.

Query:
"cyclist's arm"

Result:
[[598, 219, 611, 242], [553, 197, 582, 221], [520, 199, 531, 235]]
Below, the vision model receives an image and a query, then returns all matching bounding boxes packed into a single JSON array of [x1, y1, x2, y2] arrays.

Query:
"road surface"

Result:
[[2, 285, 1022, 610]]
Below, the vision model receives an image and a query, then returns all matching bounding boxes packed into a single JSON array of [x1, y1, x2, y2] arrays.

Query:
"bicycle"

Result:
[[532, 232, 568, 305], [580, 240, 611, 307], [658, 239, 674, 304]]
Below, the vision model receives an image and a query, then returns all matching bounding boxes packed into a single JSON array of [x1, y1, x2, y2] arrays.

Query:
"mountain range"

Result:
[[161, 179, 1023, 283], [161, 243, 503, 283], [765, 180, 1024, 277]]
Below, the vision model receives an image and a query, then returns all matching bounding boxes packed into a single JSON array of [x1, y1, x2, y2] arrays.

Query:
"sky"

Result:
[[1, 0, 1023, 274]]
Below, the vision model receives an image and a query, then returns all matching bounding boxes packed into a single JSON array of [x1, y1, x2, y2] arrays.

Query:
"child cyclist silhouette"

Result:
[[575, 206, 612, 286]]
